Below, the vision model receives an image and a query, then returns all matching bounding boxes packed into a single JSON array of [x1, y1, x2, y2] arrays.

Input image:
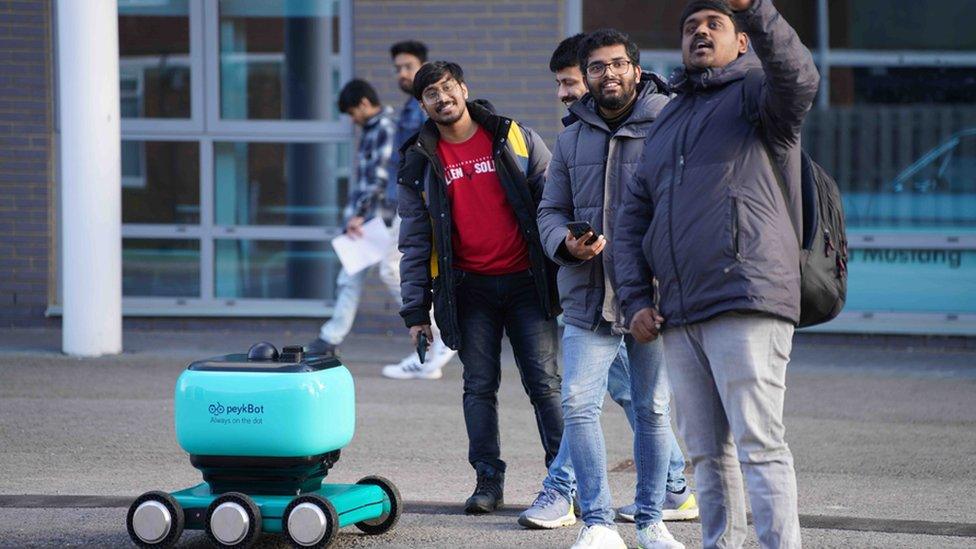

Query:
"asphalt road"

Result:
[[1, 328, 974, 548]]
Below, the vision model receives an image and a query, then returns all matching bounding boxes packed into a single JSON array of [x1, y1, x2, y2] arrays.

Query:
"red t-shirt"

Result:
[[436, 126, 530, 275]]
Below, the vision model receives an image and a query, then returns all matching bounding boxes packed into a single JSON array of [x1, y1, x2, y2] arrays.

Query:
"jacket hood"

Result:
[[569, 72, 670, 132], [669, 50, 763, 93]]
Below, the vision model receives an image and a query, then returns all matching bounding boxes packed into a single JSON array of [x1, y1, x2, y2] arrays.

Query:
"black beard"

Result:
[[431, 102, 465, 126], [398, 80, 413, 94], [594, 92, 631, 111], [588, 78, 636, 112]]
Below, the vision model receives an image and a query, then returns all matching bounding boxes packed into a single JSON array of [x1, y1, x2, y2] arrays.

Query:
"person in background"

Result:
[[307, 80, 404, 367], [380, 39, 459, 379]]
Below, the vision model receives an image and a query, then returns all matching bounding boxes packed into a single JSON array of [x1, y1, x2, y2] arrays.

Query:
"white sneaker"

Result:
[[570, 524, 626, 549], [381, 354, 443, 380], [425, 337, 457, 369], [637, 521, 684, 549]]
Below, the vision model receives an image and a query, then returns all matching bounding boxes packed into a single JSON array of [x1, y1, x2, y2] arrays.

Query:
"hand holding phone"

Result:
[[565, 221, 606, 260], [566, 221, 600, 245]]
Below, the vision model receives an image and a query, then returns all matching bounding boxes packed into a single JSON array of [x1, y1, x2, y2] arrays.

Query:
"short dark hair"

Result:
[[390, 40, 428, 63], [577, 28, 640, 74], [679, 0, 739, 33], [550, 33, 586, 73], [412, 61, 465, 100], [337, 79, 380, 113]]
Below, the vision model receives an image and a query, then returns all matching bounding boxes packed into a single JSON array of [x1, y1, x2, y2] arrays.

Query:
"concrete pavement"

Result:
[[1, 327, 974, 548]]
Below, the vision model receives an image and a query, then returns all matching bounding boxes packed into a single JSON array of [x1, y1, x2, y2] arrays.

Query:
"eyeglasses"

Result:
[[421, 80, 459, 103], [585, 59, 634, 78]]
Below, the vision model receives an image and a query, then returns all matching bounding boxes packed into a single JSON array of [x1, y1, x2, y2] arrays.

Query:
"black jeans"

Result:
[[455, 269, 564, 475]]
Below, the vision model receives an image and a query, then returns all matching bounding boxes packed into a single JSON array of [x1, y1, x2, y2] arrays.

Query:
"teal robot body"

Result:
[[127, 343, 401, 548], [174, 354, 355, 458]]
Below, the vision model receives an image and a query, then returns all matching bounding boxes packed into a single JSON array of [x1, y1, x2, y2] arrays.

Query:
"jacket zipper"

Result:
[[667, 96, 695, 323]]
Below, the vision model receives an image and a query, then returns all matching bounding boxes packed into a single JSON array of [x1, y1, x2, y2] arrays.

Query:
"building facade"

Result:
[[1, 0, 974, 335]]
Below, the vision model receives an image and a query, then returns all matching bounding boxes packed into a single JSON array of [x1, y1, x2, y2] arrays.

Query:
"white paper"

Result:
[[330, 217, 394, 276]]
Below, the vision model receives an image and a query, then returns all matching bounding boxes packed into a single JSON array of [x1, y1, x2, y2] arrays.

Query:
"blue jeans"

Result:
[[455, 270, 574, 498], [608, 344, 688, 494], [562, 324, 673, 528]]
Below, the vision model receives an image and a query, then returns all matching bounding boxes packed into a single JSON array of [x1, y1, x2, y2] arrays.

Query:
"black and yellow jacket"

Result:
[[396, 100, 560, 350]]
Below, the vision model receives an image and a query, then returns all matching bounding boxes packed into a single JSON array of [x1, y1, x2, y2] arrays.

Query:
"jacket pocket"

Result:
[[725, 197, 744, 274]]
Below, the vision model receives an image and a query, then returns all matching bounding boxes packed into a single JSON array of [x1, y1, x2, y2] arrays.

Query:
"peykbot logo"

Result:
[[208, 402, 265, 416]]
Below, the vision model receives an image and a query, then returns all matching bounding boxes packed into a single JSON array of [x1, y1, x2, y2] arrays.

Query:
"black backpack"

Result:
[[793, 152, 848, 327], [744, 70, 848, 328]]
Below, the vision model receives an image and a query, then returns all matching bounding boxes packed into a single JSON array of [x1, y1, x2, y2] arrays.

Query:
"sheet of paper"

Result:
[[330, 216, 393, 276]]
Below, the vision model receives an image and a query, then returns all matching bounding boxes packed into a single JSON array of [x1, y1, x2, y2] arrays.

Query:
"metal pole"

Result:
[[564, 0, 582, 37], [817, 0, 830, 110], [57, 0, 122, 356]]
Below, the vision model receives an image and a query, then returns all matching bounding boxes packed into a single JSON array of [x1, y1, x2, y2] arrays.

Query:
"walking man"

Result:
[[543, 32, 697, 527], [537, 29, 685, 549], [397, 61, 575, 518], [306, 79, 403, 361], [615, 1, 820, 547]]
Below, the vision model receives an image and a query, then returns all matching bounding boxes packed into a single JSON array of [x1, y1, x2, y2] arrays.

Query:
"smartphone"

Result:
[[566, 221, 600, 245]]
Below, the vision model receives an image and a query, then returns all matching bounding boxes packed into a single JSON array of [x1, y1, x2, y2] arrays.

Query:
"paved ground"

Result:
[[0, 327, 974, 548]]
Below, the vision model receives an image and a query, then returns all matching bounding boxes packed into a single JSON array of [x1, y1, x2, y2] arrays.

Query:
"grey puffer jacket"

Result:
[[538, 73, 671, 332], [614, 0, 820, 328]]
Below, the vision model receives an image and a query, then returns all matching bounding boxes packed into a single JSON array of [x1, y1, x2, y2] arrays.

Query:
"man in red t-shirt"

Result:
[[397, 61, 575, 523]]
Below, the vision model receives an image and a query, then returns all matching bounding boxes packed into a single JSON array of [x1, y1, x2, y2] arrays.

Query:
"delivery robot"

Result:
[[126, 342, 401, 548]]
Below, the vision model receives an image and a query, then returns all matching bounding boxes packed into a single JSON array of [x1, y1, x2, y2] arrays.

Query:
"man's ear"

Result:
[[461, 82, 469, 101], [634, 63, 642, 82], [738, 32, 750, 55], [419, 101, 431, 117]]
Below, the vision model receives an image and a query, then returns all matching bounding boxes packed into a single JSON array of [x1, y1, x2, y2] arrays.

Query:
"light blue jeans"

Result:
[[608, 343, 688, 494], [561, 324, 674, 528]]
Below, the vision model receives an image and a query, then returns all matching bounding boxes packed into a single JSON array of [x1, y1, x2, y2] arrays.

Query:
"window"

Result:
[[119, 0, 192, 119], [579, 0, 976, 326], [118, 0, 352, 315]]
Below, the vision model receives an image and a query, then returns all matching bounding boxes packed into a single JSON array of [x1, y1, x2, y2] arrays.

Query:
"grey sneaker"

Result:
[[615, 502, 637, 522], [517, 488, 576, 529], [662, 488, 698, 521], [637, 521, 685, 549], [615, 488, 699, 522]]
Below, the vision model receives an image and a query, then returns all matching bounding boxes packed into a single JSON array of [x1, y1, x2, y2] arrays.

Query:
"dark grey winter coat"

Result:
[[614, 0, 820, 328], [538, 73, 671, 332]]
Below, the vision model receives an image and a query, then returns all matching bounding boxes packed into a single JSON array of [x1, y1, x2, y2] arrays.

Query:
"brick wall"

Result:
[[349, 0, 567, 336], [0, 0, 55, 328], [353, 0, 566, 146]]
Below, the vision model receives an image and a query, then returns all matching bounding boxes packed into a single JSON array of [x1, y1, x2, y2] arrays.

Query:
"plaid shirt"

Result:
[[346, 105, 397, 222]]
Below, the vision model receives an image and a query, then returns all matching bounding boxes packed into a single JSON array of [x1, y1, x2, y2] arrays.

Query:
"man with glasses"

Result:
[[541, 34, 699, 531], [538, 29, 685, 549], [397, 61, 574, 519]]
